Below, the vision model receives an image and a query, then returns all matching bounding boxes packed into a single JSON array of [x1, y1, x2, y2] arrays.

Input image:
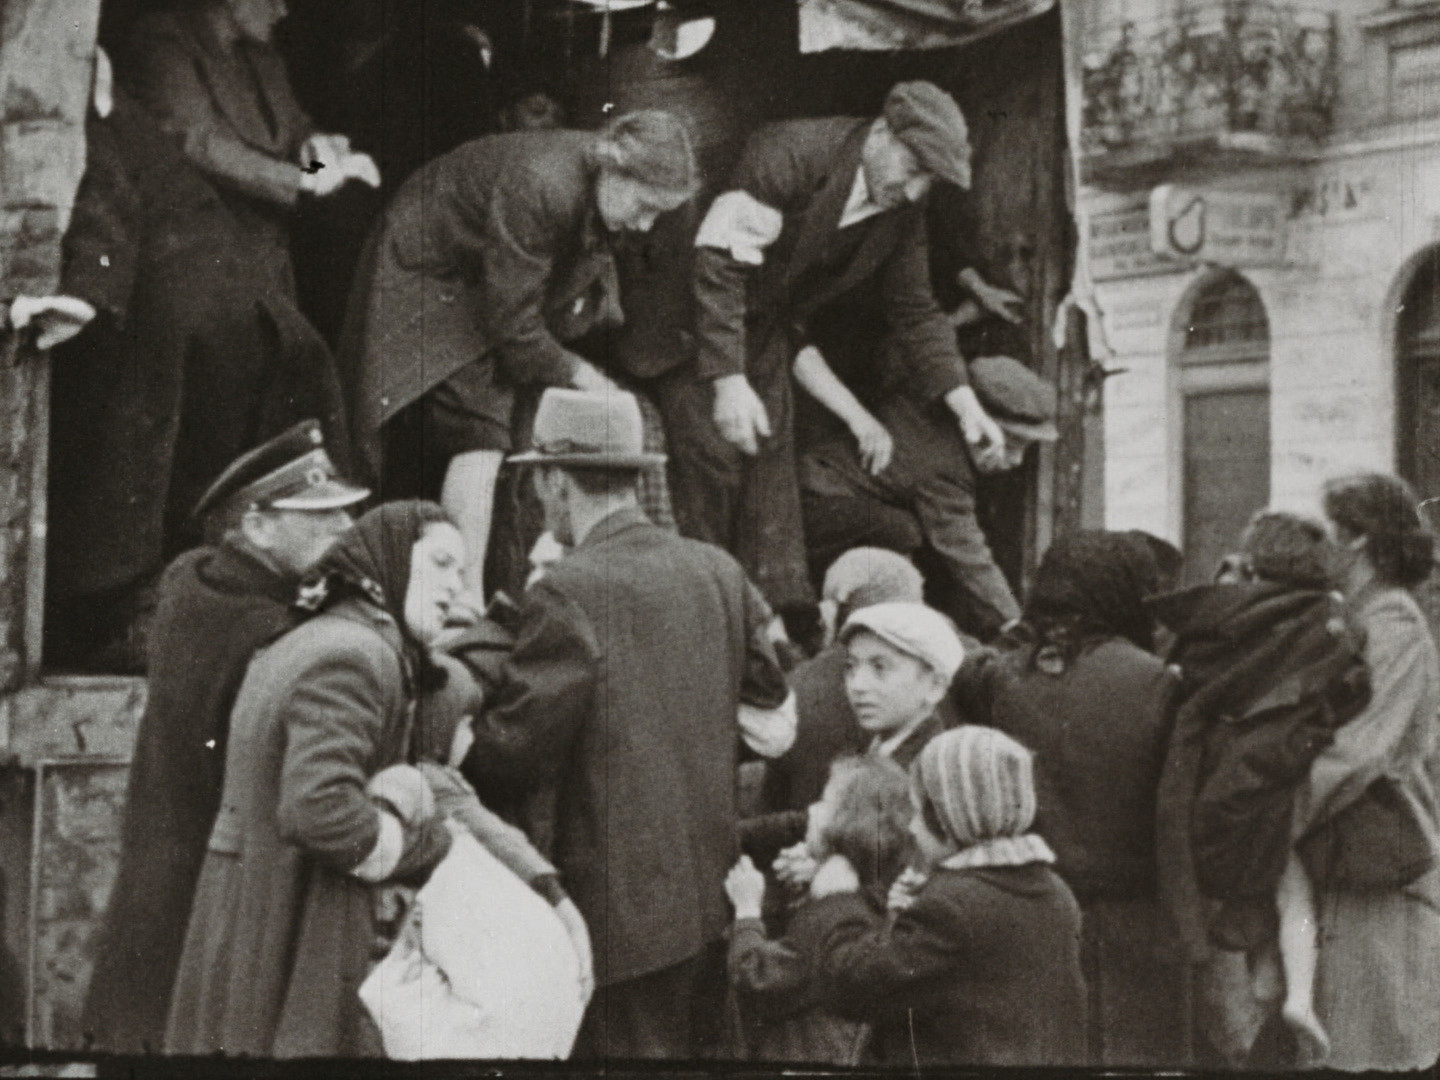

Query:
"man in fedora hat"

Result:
[[82, 420, 367, 1054], [665, 79, 1010, 625], [462, 388, 795, 1060], [801, 354, 1059, 639]]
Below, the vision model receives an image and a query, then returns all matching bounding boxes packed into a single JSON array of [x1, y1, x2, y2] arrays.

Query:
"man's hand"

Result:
[[569, 358, 622, 396], [724, 855, 766, 920], [772, 841, 818, 889], [958, 268, 1023, 325], [849, 411, 894, 477], [554, 897, 595, 1006], [809, 854, 860, 899], [7, 295, 97, 350], [712, 373, 771, 455], [945, 384, 1006, 473]]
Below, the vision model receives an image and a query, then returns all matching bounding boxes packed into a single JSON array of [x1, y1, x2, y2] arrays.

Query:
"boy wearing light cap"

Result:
[[839, 601, 965, 766]]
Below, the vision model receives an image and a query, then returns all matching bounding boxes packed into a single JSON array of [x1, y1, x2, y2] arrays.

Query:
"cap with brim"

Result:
[[883, 81, 971, 189], [840, 601, 965, 683], [507, 387, 666, 470], [995, 417, 1059, 443], [191, 420, 369, 522]]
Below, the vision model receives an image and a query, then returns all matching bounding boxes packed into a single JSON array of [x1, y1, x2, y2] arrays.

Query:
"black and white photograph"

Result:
[[1, 0, 1439, 1072]]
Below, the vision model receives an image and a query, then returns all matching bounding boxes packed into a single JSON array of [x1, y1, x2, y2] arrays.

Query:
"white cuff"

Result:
[[695, 191, 783, 266], [739, 691, 797, 758], [350, 811, 405, 882]]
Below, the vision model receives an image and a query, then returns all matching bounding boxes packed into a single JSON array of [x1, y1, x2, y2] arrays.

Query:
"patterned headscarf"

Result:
[[914, 726, 1055, 871], [1022, 529, 1163, 669]]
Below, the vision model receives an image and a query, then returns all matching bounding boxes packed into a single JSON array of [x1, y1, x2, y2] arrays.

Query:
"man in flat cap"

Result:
[[462, 388, 794, 1060], [666, 79, 1008, 628], [82, 421, 366, 1055], [801, 353, 1059, 639]]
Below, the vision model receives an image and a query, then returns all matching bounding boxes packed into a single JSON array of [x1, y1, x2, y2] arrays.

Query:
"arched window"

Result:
[[1397, 247, 1440, 500], [1173, 271, 1271, 583]]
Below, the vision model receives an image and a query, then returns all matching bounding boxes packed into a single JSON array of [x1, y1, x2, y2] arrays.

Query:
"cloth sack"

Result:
[[359, 824, 586, 1059], [1297, 776, 1435, 891]]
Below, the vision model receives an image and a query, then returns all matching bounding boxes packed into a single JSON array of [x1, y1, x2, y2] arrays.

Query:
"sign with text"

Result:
[[1088, 200, 1177, 282], [1149, 185, 1287, 267]]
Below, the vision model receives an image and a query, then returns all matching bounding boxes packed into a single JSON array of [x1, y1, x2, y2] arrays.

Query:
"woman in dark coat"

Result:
[[953, 530, 1183, 1066], [164, 502, 463, 1057], [340, 110, 698, 597]]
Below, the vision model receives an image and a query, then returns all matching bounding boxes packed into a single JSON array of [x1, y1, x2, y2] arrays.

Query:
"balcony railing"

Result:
[[1081, 0, 1338, 183]]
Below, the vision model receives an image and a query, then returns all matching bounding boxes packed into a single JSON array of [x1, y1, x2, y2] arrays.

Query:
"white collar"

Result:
[[869, 710, 932, 759], [838, 166, 885, 230]]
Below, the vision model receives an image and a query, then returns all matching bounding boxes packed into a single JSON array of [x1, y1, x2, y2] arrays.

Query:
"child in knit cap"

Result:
[[811, 725, 1085, 1067], [725, 754, 913, 1064]]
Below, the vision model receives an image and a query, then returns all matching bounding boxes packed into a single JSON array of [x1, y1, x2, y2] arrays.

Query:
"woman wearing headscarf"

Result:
[[1284, 473, 1440, 1070], [164, 501, 465, 1057], [952, 530, 1184, 1066], [339, 110, 699, 599]]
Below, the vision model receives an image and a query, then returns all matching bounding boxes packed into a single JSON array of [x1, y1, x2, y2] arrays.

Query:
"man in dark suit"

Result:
[[81, 422, 366, 1053], [672, 80, 1008, 619], [123, 0, 377, 295], [463, 388, 795, 1060]]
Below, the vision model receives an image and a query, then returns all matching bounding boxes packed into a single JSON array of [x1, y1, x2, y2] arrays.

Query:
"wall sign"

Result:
[[1088, 199, 1178, 282], [1149, 185, 1288, 267]]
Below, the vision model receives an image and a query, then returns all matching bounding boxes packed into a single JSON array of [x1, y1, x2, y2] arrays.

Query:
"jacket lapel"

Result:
[[782, 120, 869, 294], [179, 9, 287, 154]]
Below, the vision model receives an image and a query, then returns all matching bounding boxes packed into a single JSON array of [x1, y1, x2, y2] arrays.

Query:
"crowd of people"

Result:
[[4, 0, 1438, 1068]]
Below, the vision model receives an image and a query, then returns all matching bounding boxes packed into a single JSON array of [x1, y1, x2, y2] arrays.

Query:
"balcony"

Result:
[[1080, 1, 1339, 187]]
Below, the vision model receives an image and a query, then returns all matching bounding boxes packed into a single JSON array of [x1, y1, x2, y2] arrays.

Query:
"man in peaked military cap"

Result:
[[83, 421, 366, 1055], [666, 80, 1010, 630]]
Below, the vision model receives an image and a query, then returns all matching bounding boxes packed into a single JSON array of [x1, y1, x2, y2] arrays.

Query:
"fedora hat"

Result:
[[508, 388, 666, 470]]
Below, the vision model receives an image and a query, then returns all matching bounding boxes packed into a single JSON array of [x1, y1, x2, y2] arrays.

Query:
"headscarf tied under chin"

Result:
[[303, 500, 452, 689], [1022, 529, 1162, 670]]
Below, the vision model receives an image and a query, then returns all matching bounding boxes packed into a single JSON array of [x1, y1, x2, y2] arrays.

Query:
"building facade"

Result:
[[1077, 0, 1440, 581]]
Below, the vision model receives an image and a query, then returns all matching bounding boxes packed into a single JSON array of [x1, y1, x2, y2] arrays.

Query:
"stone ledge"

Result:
[[1, 678, 146, 767]]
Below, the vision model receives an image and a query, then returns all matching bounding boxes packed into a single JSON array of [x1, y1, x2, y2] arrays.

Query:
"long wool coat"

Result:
[[688, 117, 971, 608], [464, 509, 790, 989], [339, 130, 624, 480], [164, 598, 448, 1058], [82, 544, 302, 1054]]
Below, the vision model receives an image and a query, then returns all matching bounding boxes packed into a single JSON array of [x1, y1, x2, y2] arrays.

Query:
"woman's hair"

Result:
[[1323, 473, 1435, 588], [589, 109, 698, 198], [814, 754, 913, 891], [1238, 510, 1333, 590], [1022, 529, 1163, 669]]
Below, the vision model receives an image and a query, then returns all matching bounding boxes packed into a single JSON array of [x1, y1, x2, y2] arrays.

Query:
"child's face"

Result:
[[844, 632, 946, 736]]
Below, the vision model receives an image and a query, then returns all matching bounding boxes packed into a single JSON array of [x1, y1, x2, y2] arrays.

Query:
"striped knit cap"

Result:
[[916, 726, 1038, 847]]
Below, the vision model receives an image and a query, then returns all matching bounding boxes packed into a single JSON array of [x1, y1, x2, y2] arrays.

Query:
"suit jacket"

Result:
[[125, 8, 313, 290], [340, 131, 623, 478], [693, 117, 969, 400], [464, 508, 790, 986], [82, 544, 302, 1053]]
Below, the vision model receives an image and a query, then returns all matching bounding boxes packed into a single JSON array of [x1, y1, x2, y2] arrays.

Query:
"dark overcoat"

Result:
[[81, 544, 301, 1054], [688, 118, 971, 608], [124, 7, 314, 293], [819, 863, 1086, 1067], [340, 130, 625, 479], [464, 509, 790, 988], [47, 94, 348, 602], [164, 598, 449, 1058]]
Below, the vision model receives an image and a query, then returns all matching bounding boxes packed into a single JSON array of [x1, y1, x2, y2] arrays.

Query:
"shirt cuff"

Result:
[[350, 811, 405, 883], [739, 691, 797, 759]]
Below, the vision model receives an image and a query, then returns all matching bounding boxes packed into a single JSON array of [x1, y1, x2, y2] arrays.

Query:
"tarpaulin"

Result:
[[798, 0, 1054, 53]]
